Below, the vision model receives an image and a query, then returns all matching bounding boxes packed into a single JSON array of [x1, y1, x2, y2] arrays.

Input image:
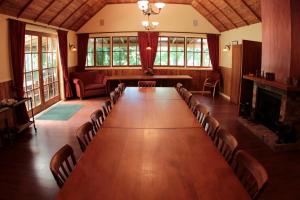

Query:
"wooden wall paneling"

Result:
[[230, 45, 242, 104], [0, 80, 13, 100], [220, 66, 232, 97], [290, 0, 300, 78]]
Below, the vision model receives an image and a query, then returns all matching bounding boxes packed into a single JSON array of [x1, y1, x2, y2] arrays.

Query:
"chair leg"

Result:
[[212, 86, 216, 99], [202, 85, 205, 96]]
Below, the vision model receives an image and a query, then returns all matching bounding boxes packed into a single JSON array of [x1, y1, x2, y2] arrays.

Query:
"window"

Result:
[[24, 35, 40, 110], [169, 37, 185, 66], [96, 37, 110, 66], [42, 36, 59, 101], [186, 37, 211, 67], [129, 37, 141, 66], [86, 38, 94, 67], [154, 37, 169, 66], [24, 31, 60, 113], [113, 37, 128, 66], [85, 34, 211, 68]]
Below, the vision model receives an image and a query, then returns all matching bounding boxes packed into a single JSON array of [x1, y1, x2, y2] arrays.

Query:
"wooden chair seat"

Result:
[[189, 96, 200, 114], [138, 81, 156, 87], [76, 122, 96, 152], [90, 109, 105, 132], [102, 100, 112, 117], [231, 150, 268, 199], [50, 144, 77, 188], [215, 128, 238, 164]]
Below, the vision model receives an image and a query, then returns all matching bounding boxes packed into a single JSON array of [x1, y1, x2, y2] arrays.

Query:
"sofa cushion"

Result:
[[84, 83, 106, 90]]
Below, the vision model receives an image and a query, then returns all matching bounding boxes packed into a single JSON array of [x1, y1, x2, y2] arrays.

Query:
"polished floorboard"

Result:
[[0, 94, 299, 200]]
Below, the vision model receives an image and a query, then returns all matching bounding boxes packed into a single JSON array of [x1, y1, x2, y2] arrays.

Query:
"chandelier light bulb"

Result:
[[142, 21, 149, 27], [154, 2, 166, 9], [138, 0, 149, 10], [152, 21, 159, 27]]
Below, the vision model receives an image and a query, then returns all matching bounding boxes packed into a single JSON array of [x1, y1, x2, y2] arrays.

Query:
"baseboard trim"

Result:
[[191, 91, 210, 94], [220, 92, 230, 101]]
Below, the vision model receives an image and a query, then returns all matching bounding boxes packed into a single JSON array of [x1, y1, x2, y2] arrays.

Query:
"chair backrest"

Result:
[[50, 144, 77, 188], [110, 91, 116, 104], [215, 128, 238, 164], [103, 100, 112, 117], [183, 90, 193, 105], [176, 82, 183, 92], [231, 150, 268, 199], [76, 122, 95, 152], [90, 109, 104, 132], [203, 115, 220, 141], [179, 87, 187, 97], [189, 96, 199, 114], [195, 103, 209, 125], [114, 87, 121, 98], [138, 81, 156, 87], [118, 83, 126, 92]]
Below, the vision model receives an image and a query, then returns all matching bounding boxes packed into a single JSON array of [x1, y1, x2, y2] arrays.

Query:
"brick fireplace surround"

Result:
[[239, 75, 300, 152]]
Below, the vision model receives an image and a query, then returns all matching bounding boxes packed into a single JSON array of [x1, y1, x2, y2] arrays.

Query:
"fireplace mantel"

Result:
[[243, 75, 300, 92]]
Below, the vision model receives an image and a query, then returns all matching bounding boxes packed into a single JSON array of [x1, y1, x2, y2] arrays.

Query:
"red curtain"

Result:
[[207, 34, 220, 71], [138, 32, 159, 72], [58, 30, 73, 98], [8, 19, 29, 122], [77, 33, 89, 71]]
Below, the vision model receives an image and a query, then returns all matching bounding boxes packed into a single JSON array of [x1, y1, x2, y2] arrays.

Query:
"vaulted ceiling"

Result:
[[0, 0, 261, 32]]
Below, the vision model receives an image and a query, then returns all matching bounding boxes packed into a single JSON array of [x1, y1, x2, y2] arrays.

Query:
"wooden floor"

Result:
[[0, 93, 300, 200]]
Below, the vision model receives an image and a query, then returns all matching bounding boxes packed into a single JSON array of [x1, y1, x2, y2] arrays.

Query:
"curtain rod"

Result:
[[87, 31, 220, 35]]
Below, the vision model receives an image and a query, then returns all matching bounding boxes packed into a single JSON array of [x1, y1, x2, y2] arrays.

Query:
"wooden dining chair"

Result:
[[176, 82, 183, 92], [102, 100, 112, 117], [179, 87, 187, 98], [203, 71, 221, 99], [215, 128, 238, 164], [76, 122, 96, 152], [110, 91, 117, 104], [189, 96, 200, 114], [138, 81, 156, 87], [90, 109, 105, 132], [118, 83, 126, 92], [231, 150, 268, 199], [195, 103, 209, 125], [183, 90, 193, 105], [50, 144, 77, 188], [203, 115, 220, 141], [114, 87, 121, 99]]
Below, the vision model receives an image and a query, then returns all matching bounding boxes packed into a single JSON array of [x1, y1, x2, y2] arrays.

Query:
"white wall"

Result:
[[0, 14, 77, 83], [78, 4, 219, 34], [220, 23, 262, 68]]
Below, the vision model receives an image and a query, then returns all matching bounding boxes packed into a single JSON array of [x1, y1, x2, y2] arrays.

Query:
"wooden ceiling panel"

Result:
[[0, 0, 261, 31], [0, 0, 29, 16], [20, 0, 52, 20]]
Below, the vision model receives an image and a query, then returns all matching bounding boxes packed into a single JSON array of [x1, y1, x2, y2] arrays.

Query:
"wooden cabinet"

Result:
[[230, 40, 262, 113]]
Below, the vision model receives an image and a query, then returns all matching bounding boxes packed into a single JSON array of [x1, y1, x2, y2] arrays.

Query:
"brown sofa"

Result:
[[71, 71, 107, 99]]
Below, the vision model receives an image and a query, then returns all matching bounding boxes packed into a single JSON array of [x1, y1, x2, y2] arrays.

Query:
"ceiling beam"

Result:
[[48, 0, 74, 25], [59, 0, 89, 27], [207, 0, 237, 28], [197, 0, 228, 30], [240, 0, 261, 21], [75, 2, 106, 31], [223, 0, 249, 25], [34, 0, 56, 21], [17, 0, 34, 18]]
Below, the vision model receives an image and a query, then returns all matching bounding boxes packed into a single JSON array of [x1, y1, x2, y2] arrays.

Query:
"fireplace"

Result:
[[255, 88, 281, 132]]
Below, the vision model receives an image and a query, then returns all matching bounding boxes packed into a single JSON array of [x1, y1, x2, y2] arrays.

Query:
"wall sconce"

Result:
[[69, 44, 77, 51], [223, 44, 231, 52]]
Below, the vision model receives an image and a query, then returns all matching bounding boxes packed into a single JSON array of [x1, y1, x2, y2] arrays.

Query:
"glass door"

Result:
[[24, 31, 60, 115]]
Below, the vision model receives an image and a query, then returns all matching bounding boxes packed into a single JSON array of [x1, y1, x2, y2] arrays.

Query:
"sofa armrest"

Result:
[[73, 78, 85, 99]]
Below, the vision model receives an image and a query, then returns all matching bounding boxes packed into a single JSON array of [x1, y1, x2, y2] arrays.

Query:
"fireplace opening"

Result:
[[255, 88, 281, 132]]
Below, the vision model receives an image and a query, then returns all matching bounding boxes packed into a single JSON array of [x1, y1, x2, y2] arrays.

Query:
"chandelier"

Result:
[[137, 0, 166, 31], [137, 0, 166, 16]]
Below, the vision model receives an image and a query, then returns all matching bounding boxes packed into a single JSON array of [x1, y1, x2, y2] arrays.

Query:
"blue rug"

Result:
[[37, 104, 83, 121]]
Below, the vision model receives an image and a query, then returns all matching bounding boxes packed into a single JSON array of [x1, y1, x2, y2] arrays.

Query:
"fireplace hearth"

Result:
[[239, 76, 300, 151]]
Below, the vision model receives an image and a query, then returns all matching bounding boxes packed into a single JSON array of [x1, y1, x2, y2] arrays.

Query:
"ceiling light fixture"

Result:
[[137, 0, 166, 16], [142, 20, 159, 31]]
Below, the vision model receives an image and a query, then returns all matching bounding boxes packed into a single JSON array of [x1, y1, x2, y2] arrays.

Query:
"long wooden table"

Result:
[[57, 87, 250, 200]]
